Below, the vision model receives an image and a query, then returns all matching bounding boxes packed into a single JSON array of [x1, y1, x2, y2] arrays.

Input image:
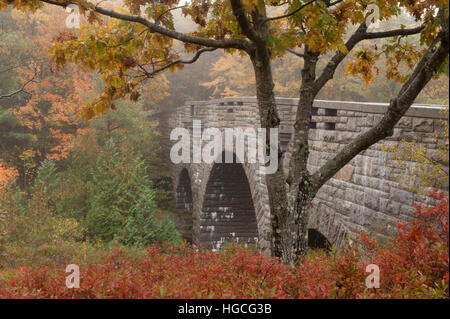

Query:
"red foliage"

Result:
[[0, 191, 448, 299], [358, 190, 449, 298]]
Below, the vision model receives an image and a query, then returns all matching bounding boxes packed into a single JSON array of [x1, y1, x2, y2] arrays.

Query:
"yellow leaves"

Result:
[[241, 0, 260, 12], [50, 217, 84, 243], [201, 54, 255, 98], [0, 0, 43, 13], [383, 39, 423, 83], [81, 95, 113, 121], [333, 1, 364, 24], [338, 41, 349, 54], [45, 16, 173, 120], [79, 78, 143, 120], [182, 0, 211, 27], [345, 48, 378, 85], [18, 149, 39, 181], [291, 2, 354, 55]]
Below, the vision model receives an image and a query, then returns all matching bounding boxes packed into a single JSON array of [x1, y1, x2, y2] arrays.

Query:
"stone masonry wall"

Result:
[[155, 97, 448, 253]]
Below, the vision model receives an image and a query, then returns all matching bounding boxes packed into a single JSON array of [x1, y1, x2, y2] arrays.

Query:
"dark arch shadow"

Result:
[[176, 168, 193, 211], [175, 168, 193, 243], [201, 152, 258, 251], [307, 228, 332, 252]]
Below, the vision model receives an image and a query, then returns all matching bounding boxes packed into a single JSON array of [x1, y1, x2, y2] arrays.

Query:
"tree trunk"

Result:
[[247, 11, 449, 266], [250, 45, 313, 265]]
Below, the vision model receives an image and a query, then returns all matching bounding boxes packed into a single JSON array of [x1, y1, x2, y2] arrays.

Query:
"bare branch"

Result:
[[265, 0, 319, 23], [155, 5, 189, 25], [265, 0, 344, 23], [287, 48, 305, 58], [0, 72, 37, 99], [136, 47, 217, 78]]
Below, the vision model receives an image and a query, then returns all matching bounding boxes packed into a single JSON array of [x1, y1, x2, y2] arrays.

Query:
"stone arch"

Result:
[[200, 151, 259, 251], [307, 204, 349, 248]]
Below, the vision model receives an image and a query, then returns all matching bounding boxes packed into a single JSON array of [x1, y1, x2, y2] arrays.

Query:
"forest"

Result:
[[0, 0, 449, 299]]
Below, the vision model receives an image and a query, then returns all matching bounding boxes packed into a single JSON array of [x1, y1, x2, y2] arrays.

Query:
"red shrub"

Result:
[[0, 191, 447, 299], [359, 190, 449, 298]]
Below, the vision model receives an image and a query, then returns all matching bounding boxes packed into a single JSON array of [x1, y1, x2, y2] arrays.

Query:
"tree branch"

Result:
[[265, 0, 344, 23], [38, 0, 251, 50], [265, 0, 319, 23], [310, 27, 449, 192], [136, 47, 217, 78], [229, 0, 262, 44], [363, 25, 425, 39], [155, 5, 189, 25], [0, 72, 37, 99], [313, 23, 424, 95], [287, 48, 306, 58]]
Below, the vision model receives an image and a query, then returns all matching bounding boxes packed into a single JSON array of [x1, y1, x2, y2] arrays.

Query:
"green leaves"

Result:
[[266, 33, 286, 51]]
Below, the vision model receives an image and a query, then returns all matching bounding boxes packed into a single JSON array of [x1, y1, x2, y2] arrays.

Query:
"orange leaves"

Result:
[[47, 128, 74, 160], [0, 161, 18, 193], [47, 15, 172, 120], [12, 66, 88, 161], [121, 56, 137, 68], [382, 39, 423, 83], [182, 0, 210, 27], [345, 48, 379, 85], [52, 31, 78, 44]]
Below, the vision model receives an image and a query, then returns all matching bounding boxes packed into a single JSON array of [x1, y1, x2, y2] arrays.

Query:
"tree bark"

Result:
[[250, 40, 318, 264], [286, 48, 320, 259], [250, 46, 293, 263]]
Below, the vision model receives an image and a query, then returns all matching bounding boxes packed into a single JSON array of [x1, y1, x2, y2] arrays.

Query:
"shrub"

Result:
[[359, 190, 449, 298], [0, 192, 447, 299]]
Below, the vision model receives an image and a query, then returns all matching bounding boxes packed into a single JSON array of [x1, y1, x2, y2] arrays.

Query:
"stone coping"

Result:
[[183, 97, 448, 119]]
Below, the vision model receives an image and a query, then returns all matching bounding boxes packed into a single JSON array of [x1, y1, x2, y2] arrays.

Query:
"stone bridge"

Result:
[[155, 97, 448, 255]]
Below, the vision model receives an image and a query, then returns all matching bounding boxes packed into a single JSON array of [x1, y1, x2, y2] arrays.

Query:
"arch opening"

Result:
[[175, 168, 193, 243], [176, 168, 193, 211], [201, 152, 258, 251], [307, 228, 331, 252]]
